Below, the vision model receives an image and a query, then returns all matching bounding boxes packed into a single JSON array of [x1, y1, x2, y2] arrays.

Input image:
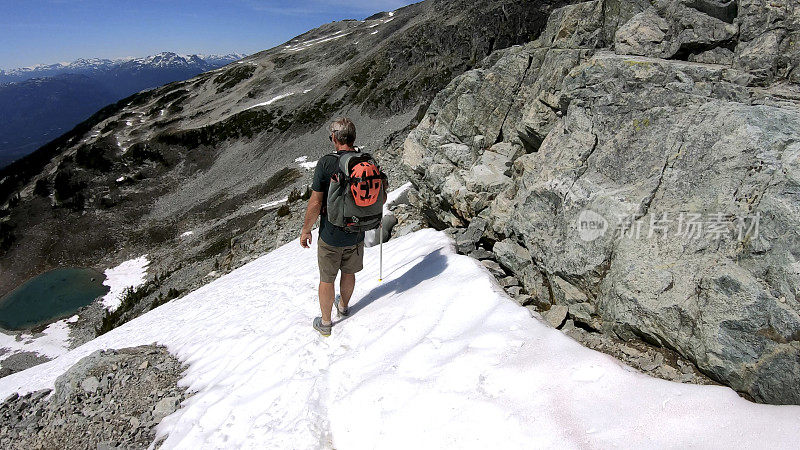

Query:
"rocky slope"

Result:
[[0, 0, 577, 309], [403, 0, 800, 404], [0, 345, 187, 449]]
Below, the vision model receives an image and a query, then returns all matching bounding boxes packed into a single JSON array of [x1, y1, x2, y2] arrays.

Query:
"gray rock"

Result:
[[467, 248, 495, 260], [514, 295, 534, 307], [81, 377, 100, 394], [614, 8, 673, 58], [30, 389, 51, 402], [543, 305, 569, 329], [688, 47, 734, 65], [96, 442, 119, 450], [568, 302, 596, 328], [499, 276, 520, 288], [481, 260, 506, 278], [402, 0, 800, 404], [505, 286, 523, 297], [492, 239, 532, 275], [153, 396, 179, 421]]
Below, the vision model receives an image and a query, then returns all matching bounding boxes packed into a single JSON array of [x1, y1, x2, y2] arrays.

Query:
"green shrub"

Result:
[[95, 283, 155, 336], [125, 143, 166, 165], [214, 65, 256, 92], [33, 178, 50, 197], [150, 287, 184, 310], [53, 169, 86, 209], [75, 145, 112, 171], [287, 185, 311, 203]]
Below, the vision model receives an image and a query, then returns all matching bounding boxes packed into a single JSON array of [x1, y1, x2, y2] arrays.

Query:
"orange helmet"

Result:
[[350, 162, 382, 207]]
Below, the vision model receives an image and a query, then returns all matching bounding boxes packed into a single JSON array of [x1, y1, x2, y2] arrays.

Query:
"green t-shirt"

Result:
[[311, 151, 365, 247]]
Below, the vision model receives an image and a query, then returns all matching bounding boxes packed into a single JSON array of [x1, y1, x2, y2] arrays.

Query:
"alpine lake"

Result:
[[0, 268, 109, 331]]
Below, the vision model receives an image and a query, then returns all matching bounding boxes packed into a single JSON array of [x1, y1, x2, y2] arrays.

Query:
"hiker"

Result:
[[299, 117, 386, 336]]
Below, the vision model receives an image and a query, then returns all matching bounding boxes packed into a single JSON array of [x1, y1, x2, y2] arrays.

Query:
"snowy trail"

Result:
[[0, 229, 799, 448]]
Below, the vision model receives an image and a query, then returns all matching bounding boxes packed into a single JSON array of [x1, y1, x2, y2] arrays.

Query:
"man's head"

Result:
[[329, 117, 356, 147]]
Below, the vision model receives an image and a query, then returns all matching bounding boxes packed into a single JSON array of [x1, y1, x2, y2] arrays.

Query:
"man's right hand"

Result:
[[300, 230, 312, 248]]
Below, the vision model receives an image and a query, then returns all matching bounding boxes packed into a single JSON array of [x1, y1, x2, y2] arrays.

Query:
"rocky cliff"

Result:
[[403, 0, 800, 404]]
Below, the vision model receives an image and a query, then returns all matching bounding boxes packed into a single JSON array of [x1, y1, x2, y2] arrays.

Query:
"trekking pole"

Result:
[[379, 220, 383, 282]]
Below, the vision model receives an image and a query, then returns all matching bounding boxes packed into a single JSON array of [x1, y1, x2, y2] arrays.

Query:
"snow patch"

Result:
[[244, 92, 295, 110], [257, 198, 288, 210], [0, 319, 73, 361], [180, 231, 194, 238], [295, 155, 318, 170], [100, 255, 149, 311], [0, 228, 798, 447], [284, 30, 351, 52]]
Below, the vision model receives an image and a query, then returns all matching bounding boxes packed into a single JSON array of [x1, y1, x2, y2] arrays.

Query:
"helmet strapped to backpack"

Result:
[[326, 150, 388, 232]]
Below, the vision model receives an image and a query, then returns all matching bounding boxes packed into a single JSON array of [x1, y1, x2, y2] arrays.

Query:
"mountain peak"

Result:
[[1, 52, 247, 84]]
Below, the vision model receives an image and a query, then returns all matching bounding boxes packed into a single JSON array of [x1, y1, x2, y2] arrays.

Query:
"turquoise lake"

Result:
[[0, 268, 109, 331]]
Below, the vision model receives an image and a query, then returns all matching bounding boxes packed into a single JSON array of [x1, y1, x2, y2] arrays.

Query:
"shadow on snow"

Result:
[[346, 247, 449, 317]]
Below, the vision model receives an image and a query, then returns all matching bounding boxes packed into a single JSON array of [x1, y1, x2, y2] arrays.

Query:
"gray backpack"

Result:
[[326, 150, 388, 233]]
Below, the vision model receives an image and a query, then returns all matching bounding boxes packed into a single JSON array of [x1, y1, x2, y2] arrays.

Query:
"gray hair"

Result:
[[329, 117, 356, 146]]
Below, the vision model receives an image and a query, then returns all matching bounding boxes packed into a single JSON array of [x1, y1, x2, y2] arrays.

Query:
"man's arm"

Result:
[[300, 190, 324, 248]]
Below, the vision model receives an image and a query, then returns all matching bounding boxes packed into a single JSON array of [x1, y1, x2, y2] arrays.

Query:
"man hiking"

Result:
[[300, 117, 368, 337]]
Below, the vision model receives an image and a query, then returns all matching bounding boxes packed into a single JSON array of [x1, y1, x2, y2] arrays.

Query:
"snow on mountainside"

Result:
[[0, 228, 798, 448], [0, 51, 247, 168], [0, 52, 246, 84]]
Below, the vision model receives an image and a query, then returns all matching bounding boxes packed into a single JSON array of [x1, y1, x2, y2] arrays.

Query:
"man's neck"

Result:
[[334, 145, 356, 152]]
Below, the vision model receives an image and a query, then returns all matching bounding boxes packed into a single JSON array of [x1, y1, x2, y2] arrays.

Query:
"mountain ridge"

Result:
[[0, 52, 248, 168], [0, 52, 247, 84]]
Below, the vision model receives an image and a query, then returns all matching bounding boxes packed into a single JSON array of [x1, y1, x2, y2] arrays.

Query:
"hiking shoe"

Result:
[[313, 317, 331, 337], [334, 294, 350, 317]]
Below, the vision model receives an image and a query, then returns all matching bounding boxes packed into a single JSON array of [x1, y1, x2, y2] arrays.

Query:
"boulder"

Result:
[[614, 8, 673, 57], [543, 305, 569, 328], [81, 377, 100, 394], [153, 396, 179, 422]]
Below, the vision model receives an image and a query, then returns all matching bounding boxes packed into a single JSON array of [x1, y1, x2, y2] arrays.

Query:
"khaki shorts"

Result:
[[317, 239, 364, 283]]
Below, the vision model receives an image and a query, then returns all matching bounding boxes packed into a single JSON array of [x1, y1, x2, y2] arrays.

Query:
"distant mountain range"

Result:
[[0, 53, 246, 84], [0, 52, 246, 168]]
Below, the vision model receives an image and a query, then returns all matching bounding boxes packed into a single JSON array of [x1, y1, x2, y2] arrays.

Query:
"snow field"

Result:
[[0, 230, 796, 448]]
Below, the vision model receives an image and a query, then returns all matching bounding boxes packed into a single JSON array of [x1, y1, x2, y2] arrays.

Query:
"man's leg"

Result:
[[319, 281, 335, 323], [339, 272, 355, 309], [338, 242, 364, 311]]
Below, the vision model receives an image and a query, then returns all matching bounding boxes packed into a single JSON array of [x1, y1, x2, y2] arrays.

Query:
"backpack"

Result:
[[326, 150, 388, 233]]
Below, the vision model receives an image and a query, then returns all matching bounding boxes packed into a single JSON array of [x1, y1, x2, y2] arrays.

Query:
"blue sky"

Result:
[[0, 0, 419, 70]]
